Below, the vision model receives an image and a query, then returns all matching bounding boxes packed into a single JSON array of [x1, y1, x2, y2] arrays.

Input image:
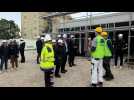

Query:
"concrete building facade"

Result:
[[21, 12, 72, 39], [21, 12, 49, 39]]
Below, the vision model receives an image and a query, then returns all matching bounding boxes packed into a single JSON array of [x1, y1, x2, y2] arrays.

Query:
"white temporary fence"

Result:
[[22, 39, 36, 50], [0, 39, 36, 51]]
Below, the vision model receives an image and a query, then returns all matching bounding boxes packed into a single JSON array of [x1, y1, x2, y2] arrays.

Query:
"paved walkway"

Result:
[[0, 50, 134, 87]]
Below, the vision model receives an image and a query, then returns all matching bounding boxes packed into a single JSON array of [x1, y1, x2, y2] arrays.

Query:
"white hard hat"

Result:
[[2, 40, 6, 43], [71, 35, 74, 38], [57, 34, 61, 38], [118, 34, 123, 37], [41, 37, 44, 40], [63, 34, 67, 38], [44, 34, 52, 42], [58, 39, 63, 43], [52, 39, 56, 43]]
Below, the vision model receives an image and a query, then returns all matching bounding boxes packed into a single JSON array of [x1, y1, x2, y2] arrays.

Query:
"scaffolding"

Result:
[[41, 12, 134, 64]]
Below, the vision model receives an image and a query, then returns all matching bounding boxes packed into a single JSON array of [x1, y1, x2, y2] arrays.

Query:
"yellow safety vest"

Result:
[[40, 43, 55, 69], [91, 35, 105, 59]]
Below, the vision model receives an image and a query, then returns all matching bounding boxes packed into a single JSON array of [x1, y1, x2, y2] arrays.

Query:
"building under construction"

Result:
[[41, 12, 134, 63]]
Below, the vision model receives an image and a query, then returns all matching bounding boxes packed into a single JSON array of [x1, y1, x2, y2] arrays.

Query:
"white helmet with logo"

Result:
[[63, 34, 67, 38], [58, 39, 63, 44], [44, 34, 52, 42]]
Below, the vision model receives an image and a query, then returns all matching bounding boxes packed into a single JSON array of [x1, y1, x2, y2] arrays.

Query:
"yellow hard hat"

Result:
[[101, 32, 108, 36], [95, 27, 103, 33]]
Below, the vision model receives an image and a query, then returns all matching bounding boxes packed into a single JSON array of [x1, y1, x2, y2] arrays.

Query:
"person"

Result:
[[0, 40, 9, 73], [40, 34, 55, 87], [36, 36, 43, 64], [8, 39, 19, 70], [62, 34, 68, 72], [113, 34, 126, 69], [19, 38, 26, 63], [90, 27, 105, 87], [101, 32, 114, 81], [88, 37, 92, 61], [52, 39, 57, 66], [55, 39, 66, 78], [68, 35, 76, 67]]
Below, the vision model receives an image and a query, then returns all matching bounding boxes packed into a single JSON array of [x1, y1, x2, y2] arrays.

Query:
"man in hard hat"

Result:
[[57, 34, 62, 41], [0, 40, 9, 73], [90, 27, 105, 87], [36, 36, 43, 64], [68, 34, 76, 67], [40, 34, 55, 87], [101, 32, 114, 81], [19, 38, 26, 63], [61, 34, 68, 73], [54, 39, 66, 78], [113, 34, 127, 69]]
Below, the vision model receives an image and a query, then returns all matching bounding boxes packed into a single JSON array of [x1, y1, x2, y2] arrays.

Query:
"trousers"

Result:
[[91, 58, 103, 84]]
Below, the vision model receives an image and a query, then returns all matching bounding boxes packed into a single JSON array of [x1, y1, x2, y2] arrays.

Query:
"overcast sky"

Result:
[[0, 12, 117, 31]]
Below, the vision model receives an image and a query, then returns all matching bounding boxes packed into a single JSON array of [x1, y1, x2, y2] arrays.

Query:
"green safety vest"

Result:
[[91, 35, 105, 59], [104, 39, 112, 57], [40, 43, 55, 69]]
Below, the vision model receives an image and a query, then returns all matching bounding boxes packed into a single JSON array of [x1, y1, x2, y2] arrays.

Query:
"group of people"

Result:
[[37, 27, 127, 87], [0, 38, 25, 73], [36, 34, 76, 87], [90, 27, 127, 87]]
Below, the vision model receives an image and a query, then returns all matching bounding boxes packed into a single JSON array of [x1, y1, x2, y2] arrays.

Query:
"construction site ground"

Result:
[[0, 50, 133, 87]]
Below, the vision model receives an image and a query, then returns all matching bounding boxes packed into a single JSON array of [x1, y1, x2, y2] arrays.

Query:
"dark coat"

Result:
[[19, 42, 25, 52], [0, 45, 9, 59], [68, 39, 75, 56], [36, 39, 43, 54], [55, 44, 66, 64], [113, 39, 126, 54], [8, 43, 19, 58]]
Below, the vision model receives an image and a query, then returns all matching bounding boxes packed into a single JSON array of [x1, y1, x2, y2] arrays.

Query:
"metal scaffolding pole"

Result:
[[90, 12, 92, 31], [85, 12, 89, 56], [128, 12, 132, 63]]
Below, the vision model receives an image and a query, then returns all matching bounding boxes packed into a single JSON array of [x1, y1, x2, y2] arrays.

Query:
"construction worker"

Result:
[[90, 27, 105, 87], [57, 34, 62, 41], [101, 32, 114, 81], [40, 34, 55, 87], [113, 34, 126, 69], [68, 35, 76, 67], [62, 34, 68, 72], [55, 39, 66, 78]]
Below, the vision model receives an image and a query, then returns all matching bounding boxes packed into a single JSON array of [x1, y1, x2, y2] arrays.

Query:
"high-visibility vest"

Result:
[[40, 43, 55, 69], [104, 39, 112, 57], [91, 35, 105, 59]]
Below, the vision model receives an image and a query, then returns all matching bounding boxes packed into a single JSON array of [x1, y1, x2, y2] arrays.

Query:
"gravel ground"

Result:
[[0, 50, 133, 87]]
